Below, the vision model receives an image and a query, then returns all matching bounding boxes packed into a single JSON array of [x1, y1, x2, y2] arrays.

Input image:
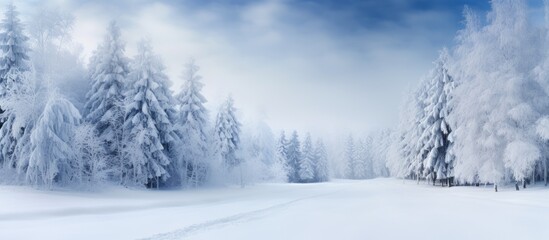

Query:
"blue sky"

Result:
[[8, 0, 544, 138]]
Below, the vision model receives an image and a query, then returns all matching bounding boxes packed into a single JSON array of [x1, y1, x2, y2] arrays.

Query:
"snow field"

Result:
[[1, 178, 548, 240]]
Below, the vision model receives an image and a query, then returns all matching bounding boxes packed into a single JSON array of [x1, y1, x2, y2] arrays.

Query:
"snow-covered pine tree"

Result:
[[276, 131, 290, 182], [286, 131, 301, 183], [299, 133, 316, 183], [344, 135, 356, 179], [416, 49, 454, 185], [214, 96, 242, 168], [353, 138, 368, 179], [0, 3, 31, 169], [0, 3, 29, 98], [401, 79, 430, 183], [26, 94, 81, 189], [83, 21, 129, 179], [123, 40, 180, 188], [314, 139, 329, 182], [176, 60, 209, 187]]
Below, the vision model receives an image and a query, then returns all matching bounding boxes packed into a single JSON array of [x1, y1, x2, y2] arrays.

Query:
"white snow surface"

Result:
[[0, 178, 548, 240]]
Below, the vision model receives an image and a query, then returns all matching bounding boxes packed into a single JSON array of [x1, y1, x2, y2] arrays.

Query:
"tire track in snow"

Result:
[[0, 186, 323, 222], [0, 197, 231, 222], [140, 192, 337, 240]]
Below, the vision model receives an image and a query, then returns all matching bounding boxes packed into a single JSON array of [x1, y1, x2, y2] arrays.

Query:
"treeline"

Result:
[[0, 4, 332, 189], [276, 131, 330, 183], [342, 131, 391, 180], [388, 0, 549, 191]]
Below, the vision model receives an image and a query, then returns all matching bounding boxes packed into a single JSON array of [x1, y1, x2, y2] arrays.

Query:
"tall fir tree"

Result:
[[286, 131, 301, 183], [0, 3, 31, 169], [314, 139, 329, 182], [214, 96, 241, 168], [299, 133, 315, 183], [0, 3, 29, 97], [276, 131, 290, 182], [83, 21, 129, 178], [354, 139, 368, 179], [416, 49, 454, 184], [123, 40, 180, 188], [176, 60, 209, 187], [344, 135, 356, 179]]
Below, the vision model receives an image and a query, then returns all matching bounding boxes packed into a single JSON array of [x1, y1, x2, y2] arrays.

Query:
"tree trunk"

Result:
[[494, 184, 498, 192], [543, 159, 547, 187], [523, 179, 526, 189], [532, 170, 536, 185], [515, 182, 519, 191]]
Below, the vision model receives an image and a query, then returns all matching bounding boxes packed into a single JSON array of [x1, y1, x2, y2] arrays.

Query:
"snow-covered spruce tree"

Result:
[[276, 131, 290, 182], [0, 3, 31, 170], [123, 40, 180, 188], [214, 96, 242, 185], [314, 139, 330, 182], [26, 94, 81, 189], [450, 0, 547, 189], [299, 133, 316, 183], [176, 60, 209, 187], [83, 21, 129, 180], [415, 49, 455, 185], [0, 3, 30, 97], [353, 138, 369, 179], [2, 74, 44, 179], [286, 131, 301, 183], [344, 135, 356, 179]]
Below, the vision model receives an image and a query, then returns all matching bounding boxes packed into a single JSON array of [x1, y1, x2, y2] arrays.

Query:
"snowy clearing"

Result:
[[1, 178, 548, 240]]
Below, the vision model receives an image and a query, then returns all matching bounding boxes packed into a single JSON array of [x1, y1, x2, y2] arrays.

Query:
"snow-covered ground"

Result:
[[1, 178, 548, 240]]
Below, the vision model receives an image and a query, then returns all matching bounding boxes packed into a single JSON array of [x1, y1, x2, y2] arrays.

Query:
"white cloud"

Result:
[[3, 0, 462, 139]]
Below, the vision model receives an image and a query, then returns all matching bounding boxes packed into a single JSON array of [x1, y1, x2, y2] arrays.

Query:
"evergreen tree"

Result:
[[176, 60, 209, 187], [0, 3, 31, 169], [0, 3, 29, 97], [353, 139, 368, 179], [344, 135, 356, 179], [26, 95, 81, 188], [286, 131, 301, 183], [123, 40, 180, 188], [314, 139, 330, 182], [276, 131, 289, 181], [214, 96, 241, 168], [299, 133, 315, 183], [416, 49, 454, 184], [83, 21, 129, 178]]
